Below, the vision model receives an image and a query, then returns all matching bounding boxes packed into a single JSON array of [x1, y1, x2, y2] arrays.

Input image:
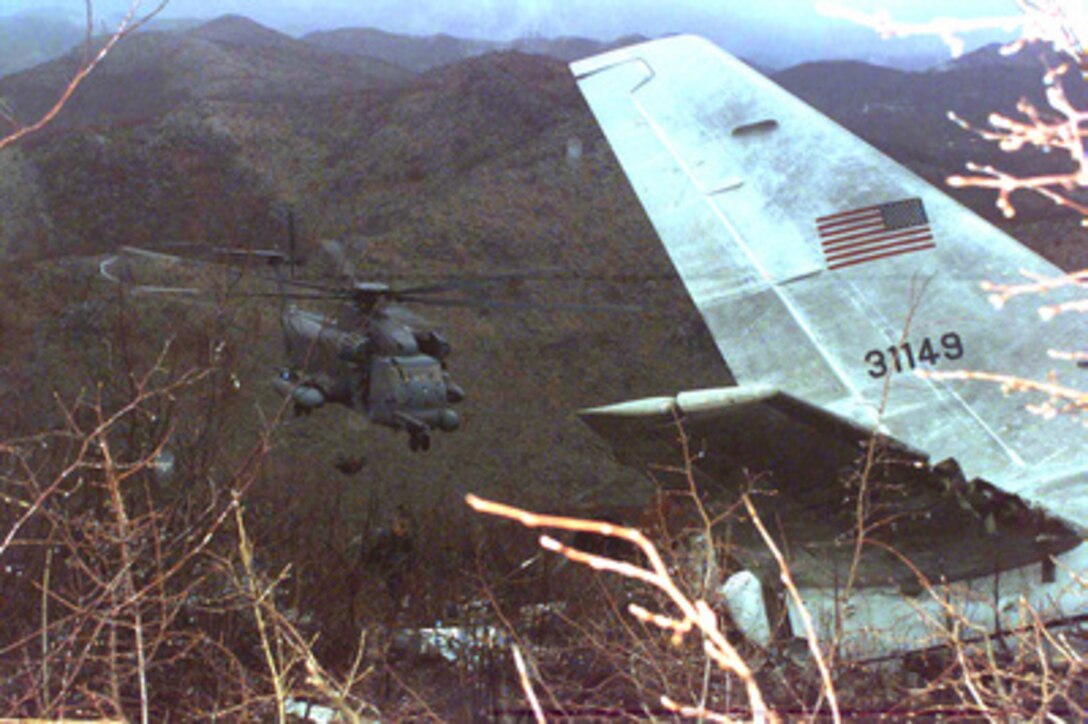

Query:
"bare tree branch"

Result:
[[0, 0, 169, 151]]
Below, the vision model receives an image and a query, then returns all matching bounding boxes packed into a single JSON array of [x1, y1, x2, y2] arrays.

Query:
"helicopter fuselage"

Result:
[[275, 305, 463, 450]]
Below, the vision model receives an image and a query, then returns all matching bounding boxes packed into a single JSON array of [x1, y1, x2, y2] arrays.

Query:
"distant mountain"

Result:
[[350, 50, 585, 192], [772, 53, 1088, 223], [302, 27, 493, 73], [3, 14, 1083, 265], [302, 27, 647, 72], [0, 15, 414, 257], [1, 4, 85, 25], [856, 50, 950, 72], [175, 15, 414, 98], [0, 15, 414, 132], [186, 13, 303, 50], [2, 14, 643, 84], [1, 20, 1085, 564], [0, 14, 211, 80], [508, 34, 648, 62], [0, 37, 724, 517], [0, 14, 81, 78], [932, 40, 1069, 72], [140, 17, 206, 34]]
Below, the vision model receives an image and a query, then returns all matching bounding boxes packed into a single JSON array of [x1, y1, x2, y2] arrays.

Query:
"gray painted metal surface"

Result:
[[571, 35, 1088, 530], [580, 384, 1080, 588]]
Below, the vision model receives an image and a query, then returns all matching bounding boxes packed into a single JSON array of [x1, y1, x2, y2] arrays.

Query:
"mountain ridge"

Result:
[[302, 26, 649, 72], [0, 20, 1084, 640], [0, 14, 82, 77], [3, 14, 1084, 266]]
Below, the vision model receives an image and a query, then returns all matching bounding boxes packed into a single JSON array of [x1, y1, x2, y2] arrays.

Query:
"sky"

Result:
[[6, 0, 1024, 68]]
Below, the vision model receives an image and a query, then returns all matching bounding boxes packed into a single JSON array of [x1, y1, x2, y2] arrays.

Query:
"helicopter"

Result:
[[100, 241, 469, 451], [100, 231, 636, 453], [270, 275, 467, 453]]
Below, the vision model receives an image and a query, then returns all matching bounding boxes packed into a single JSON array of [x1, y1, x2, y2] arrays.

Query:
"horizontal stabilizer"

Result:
[[580, 386, 1080, 589], [580, 383, 919, 461]]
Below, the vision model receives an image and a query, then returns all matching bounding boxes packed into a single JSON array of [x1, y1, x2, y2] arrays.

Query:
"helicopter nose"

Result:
[[438, 409, 460, 432], [446, 383, 465, 404]]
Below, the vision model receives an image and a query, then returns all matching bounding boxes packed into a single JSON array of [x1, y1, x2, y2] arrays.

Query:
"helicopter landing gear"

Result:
[[408, 431, 431, 452]]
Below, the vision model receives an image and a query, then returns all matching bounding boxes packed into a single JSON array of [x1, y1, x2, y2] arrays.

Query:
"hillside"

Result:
[[302, 26, 648, 71], [772, 52, 1088, 243], [4, 22, 1081, 267], [0, 15, 411, 129], [0, 19, 726, 518], [2, 21, 1084, 484], [510, 33, 648, 61], [0, 15, 417, 256], [2, 18, 1087, 719], [0, 14, 81, 78], [933, 39, 1071, 71], [302, 27, 493, 72]]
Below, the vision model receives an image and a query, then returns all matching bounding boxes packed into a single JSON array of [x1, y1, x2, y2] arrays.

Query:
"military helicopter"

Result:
[[269, 272, 467, 452], [100, 228, 635, 452]]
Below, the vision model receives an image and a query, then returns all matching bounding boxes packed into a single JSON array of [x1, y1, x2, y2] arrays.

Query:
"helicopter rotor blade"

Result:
[[393, 268, 565, 296], [230, 291, 350, 302], [120, 243, 300, 270], [129, 285, 206, 296], [104, 243, 646, 316], [101, 282, 225, 313], [118, 245, 206, 266], [250, 276, 348, 294], [252, 267, 596, 301], [396, 295, 645, 314]]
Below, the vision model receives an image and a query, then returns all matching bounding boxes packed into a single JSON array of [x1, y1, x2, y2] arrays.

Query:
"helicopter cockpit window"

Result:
[[395, 356, 444, 385]]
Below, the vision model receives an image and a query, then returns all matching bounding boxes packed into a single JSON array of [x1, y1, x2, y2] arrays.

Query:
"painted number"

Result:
[[865, 332, 963, 379]]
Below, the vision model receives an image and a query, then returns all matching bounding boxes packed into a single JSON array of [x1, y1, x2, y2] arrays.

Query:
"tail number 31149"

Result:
[[865, 333, 964, 379]]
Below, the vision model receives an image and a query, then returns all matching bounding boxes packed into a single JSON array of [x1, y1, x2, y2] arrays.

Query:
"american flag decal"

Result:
[[817, 198, 935, 270]]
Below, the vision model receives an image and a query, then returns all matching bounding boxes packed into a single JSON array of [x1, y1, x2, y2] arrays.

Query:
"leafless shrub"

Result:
[[466, 402, 1088, 721], [1, 1, 169, 151], [0, 334, 398, 719], [466, 492, 783, 722]]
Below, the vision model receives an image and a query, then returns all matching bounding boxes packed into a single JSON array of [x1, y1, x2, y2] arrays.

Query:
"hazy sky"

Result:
[[8, 0, 1023, 67]]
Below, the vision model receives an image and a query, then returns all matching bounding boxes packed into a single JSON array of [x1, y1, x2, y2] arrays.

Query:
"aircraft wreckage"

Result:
[[569, 35, 1088, 658]]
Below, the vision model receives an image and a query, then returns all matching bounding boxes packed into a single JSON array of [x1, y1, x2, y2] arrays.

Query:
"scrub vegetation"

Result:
[[0, 1, 1086, 720]]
